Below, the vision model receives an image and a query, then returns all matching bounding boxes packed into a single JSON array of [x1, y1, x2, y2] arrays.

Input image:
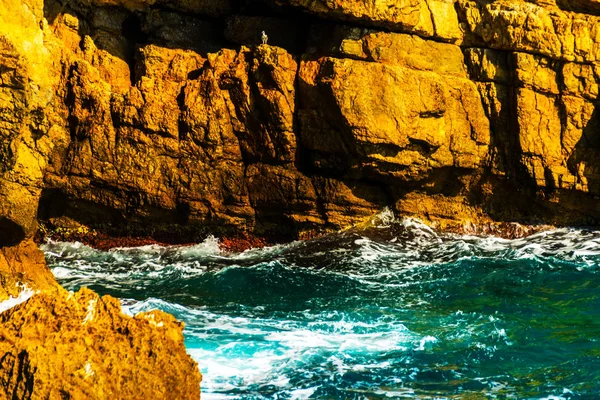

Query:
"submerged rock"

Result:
[[0, 288, 201, 399]]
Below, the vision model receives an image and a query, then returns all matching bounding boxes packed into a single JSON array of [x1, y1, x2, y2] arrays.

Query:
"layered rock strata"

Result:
[[10, 0, 595, 243], [1, 0, 599, 245]]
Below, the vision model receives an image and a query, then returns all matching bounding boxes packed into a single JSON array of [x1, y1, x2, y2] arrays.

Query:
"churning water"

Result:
[[42, 214, 600, 399]]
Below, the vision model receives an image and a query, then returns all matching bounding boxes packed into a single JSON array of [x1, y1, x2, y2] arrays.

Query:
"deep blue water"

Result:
[[42, 213, 600, 399]]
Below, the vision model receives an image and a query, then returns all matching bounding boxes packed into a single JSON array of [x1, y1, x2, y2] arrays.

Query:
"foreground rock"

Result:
[[0, 288, 201, 399], [0, 240, 58, 300], [0, 242, 201, 399]]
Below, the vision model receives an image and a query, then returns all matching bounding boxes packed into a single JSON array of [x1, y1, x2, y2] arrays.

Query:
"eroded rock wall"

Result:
[[0, 1, 201, 396], [2, 0, 600, 243], [2, 0, 600, 247]]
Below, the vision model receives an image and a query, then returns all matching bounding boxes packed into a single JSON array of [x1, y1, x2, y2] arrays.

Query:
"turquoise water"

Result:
[[42, 216, 600, 399]]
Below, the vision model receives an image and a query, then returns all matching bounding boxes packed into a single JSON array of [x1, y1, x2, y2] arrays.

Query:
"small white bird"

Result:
[[261, 30, 268, 45]]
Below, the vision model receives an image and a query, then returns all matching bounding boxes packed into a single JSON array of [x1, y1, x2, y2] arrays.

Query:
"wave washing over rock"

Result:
[[0, 285, 35, 313], [43, 215, 600, 398]]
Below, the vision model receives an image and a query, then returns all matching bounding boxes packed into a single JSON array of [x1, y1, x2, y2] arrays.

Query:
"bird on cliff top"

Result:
[[261, 30, 268, 45]]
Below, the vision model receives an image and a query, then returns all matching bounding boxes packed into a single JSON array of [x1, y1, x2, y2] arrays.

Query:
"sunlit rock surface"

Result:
[[3, 0, 600, 240], [0, 288, 201, 399]]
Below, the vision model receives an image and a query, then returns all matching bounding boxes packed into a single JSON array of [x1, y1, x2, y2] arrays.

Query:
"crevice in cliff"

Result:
[[291, 55, 302, 122], [543, 166, 557, 194], [0, 141, 15, 174], [176, 86, 190, 142], [0, 218, 26, 247], [566, 102, 600, 194], [311, 184, 331, 229], [506, 54, 536, 186], [294, 59, 360, 179], [122, 14, 147, 85], [554, 0, 600, 16], [556, 61, 570, 163]]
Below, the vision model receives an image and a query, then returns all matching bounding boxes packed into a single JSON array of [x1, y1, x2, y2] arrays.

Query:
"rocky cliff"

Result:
[[3, 0, 600, 245], [0, 287, 201, 399], [2, 0, 600, 397]]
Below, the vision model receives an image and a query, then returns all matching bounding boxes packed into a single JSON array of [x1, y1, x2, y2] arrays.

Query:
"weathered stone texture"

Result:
[[0, 240, 58, 300], [298, 51, 490, 182], [0, 288, 201, 399], [1, 0, 600, 239]]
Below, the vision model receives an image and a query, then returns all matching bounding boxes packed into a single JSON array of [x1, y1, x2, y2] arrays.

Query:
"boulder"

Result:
[[0, 288, 201, 399]]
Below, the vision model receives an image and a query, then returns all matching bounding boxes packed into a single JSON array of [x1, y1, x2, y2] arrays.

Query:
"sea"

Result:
[[41, 210, 600, 399]]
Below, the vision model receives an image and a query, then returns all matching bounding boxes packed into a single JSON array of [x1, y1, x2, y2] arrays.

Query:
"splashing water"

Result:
[[0, 285, 35, 314], [42, 219, 600, 399]]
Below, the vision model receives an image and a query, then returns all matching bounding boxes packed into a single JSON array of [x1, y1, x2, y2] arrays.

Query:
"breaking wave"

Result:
[[42, 215, 600, 398]]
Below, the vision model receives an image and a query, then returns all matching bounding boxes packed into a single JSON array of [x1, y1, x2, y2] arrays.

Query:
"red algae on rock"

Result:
[[219, 235, 270, 253], [37, 220, 274, 252]]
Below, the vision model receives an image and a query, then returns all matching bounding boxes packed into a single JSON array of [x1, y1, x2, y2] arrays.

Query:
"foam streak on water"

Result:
[[42, 220, 600, 398], [0, 285, 35, 314]]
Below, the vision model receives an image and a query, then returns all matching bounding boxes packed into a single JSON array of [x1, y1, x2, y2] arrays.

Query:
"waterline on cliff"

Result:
[[42, 221, 600, 398]]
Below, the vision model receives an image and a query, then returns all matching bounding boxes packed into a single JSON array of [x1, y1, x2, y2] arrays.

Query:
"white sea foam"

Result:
[[0, 285, 35, 314], [289, 387, 318, 399], [82, 298, 96, 324], [120, 296, 440, 397], [51, 266, 73, 279], [165, 235, 222, 258], [42, 218, 600, 295], [345, 223, 600, 278], [373, 388, 416, 397], [41, 216, 600, 398], [415, 335, 438, 351], [370, 207, 397, 228]]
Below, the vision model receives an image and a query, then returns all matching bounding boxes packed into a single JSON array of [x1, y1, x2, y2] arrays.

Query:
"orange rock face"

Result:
[[0, 240, 200, 400], [0, 288, 201, 399], [2, 0, 600, 242], [0, 240, 58, 300]]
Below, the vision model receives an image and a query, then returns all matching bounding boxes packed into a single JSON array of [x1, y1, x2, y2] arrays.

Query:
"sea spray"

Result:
[[0, 284, 35, 313], [42, 220, 600, 398]]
